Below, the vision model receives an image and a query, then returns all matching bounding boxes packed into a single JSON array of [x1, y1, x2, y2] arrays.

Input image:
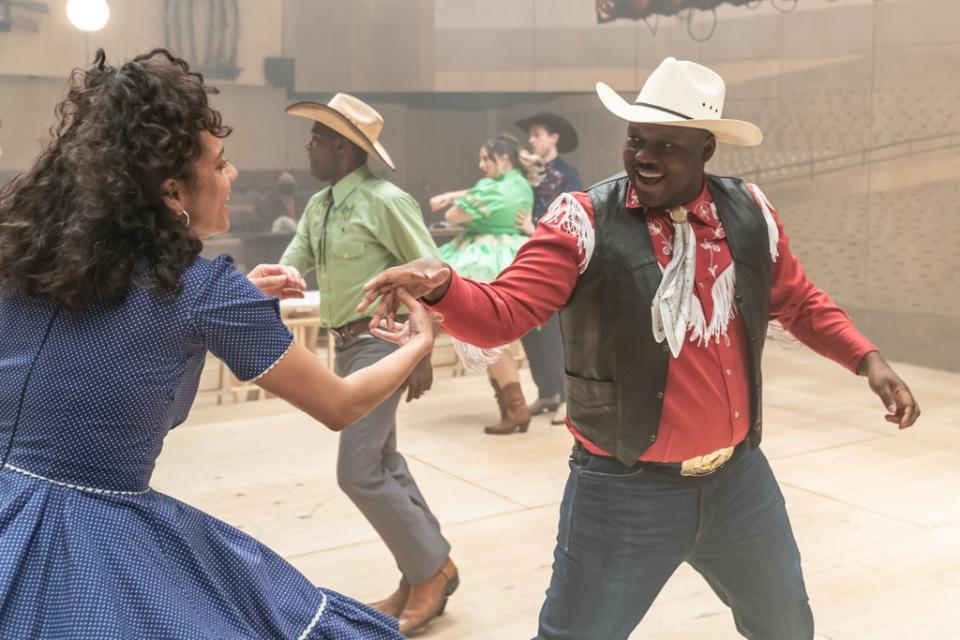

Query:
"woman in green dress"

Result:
[[429, 133, 543, 435]]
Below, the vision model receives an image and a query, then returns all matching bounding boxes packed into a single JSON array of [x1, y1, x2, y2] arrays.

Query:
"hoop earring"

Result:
[[180, 209, 190, 227]]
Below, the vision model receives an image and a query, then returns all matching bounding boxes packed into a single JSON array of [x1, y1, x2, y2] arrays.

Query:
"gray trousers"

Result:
[[520, 313, 566, 400], [334, 332, 451, 584]]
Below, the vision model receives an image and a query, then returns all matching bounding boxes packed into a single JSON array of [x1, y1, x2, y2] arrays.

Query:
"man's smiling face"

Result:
[[621, 123, 716, 209]]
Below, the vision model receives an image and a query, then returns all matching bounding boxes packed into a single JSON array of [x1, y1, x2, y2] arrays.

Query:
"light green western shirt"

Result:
[[279, 165, 439, 328]]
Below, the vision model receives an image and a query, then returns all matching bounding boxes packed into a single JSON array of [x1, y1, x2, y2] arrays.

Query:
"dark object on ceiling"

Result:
[[596, 0, 793, 23]]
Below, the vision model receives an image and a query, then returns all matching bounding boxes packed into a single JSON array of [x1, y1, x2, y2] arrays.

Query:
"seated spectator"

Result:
[[257, 170, 307, 233]]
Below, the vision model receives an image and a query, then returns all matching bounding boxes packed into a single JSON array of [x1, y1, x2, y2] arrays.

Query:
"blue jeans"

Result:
[[536, 444, 814, 639]]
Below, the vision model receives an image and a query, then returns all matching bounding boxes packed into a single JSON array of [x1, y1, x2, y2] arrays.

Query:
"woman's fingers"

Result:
[[394, 287, 420, 310]]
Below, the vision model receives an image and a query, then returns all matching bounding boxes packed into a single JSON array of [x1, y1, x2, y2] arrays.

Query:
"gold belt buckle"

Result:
[[680, 445, 735, 477]]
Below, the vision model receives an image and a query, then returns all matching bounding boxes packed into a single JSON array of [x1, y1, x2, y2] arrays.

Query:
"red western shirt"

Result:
[[428, 181, 877, 462]]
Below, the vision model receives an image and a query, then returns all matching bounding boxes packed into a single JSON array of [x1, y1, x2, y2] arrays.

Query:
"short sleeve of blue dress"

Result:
[[191, 256, 293, 381]]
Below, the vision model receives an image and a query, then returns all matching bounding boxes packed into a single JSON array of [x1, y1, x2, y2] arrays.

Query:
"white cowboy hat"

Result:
[[286, 94, 397, 170], [596, 57, 762, 147]]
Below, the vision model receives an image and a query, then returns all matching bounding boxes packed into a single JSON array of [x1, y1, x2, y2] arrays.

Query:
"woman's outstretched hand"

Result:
[[357, 257, 452, 331], [370, 288, 434, 349], [247, 264, 307, 300]]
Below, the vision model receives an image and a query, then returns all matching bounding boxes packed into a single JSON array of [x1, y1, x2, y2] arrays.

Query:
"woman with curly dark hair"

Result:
[[0, 49, 430, 639]]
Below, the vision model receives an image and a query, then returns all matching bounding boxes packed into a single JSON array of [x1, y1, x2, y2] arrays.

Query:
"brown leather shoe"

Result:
[[367, 580, 410, 618], [484, 382, 531, 435], [397, 558, 459, 636], [528, 393, 561, 415]]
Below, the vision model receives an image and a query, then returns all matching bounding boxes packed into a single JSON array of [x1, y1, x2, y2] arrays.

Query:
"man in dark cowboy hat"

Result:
[[359, 58, 920, 638], [514, 112, 583, 426], [515, 112, 583, 226], [279, 94, 457, 636]]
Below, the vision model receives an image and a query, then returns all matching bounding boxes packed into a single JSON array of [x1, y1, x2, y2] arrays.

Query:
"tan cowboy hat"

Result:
[[286, 94, 396, 170], [596, 57, 762, 146]]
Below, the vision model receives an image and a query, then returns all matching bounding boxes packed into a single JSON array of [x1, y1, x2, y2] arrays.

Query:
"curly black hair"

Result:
[[0, 48, 231, 311]]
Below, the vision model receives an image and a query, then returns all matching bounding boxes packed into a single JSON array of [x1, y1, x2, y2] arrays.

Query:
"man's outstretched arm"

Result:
[[753, 185, 920, 429]]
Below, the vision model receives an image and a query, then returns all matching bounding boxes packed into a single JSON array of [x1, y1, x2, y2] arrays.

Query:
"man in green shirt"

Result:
[[280, 94, 457, 636]]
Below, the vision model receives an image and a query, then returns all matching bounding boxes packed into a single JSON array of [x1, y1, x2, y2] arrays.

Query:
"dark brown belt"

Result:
[[330, 315, 407, 343]]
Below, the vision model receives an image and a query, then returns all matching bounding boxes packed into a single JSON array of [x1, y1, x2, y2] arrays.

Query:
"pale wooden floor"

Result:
[[154, 341, 960, 639]]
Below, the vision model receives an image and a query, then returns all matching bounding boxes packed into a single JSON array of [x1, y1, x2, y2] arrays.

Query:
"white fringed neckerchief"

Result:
[[651, 206, 698, 357], [652, 184, 780, 358]]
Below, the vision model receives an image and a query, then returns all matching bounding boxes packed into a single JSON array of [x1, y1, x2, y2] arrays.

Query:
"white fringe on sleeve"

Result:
[[538, 193, 596, 274], [746, 183, 780, 263], [451, 337, 505, 373]]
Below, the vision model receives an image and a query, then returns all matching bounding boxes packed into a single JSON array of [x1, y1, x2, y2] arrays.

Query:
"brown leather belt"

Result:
[[330, 315, 407, 344]]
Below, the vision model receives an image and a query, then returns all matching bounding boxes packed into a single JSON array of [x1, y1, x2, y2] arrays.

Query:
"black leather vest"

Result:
[[559, 173, 771, 465]]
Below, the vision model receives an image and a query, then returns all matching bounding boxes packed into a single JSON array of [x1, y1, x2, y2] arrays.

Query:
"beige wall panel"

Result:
[[632, 23, 673, 88], [434, 70, 537, 92], [434, 28, 535, 72], [870, 45, 960, 146], [210, 84, 290, 172], [533, 28, 638, 86], [780, 3, 874, 60], [532, 67, 636, 93], [698, 12, 781, 66], [0, 77, 64, 172], [865, 180, 960, 316], [875, 0, 960, 49], [286, 0, 351, 92], [347, 0, 435, 92], [435, 0, 534, 30], [0, 0, 280, 85], [532, 0, 605, 28]]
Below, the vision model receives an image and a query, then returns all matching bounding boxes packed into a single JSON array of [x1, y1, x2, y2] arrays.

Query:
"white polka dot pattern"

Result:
[[0, 254, 402, 639]]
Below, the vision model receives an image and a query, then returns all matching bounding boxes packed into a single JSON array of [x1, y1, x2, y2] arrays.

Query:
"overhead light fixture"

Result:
[[66, 0, 109, 32]]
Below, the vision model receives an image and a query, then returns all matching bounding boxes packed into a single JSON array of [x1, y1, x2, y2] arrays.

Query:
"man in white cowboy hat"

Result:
[[358, 58, 920, 638], [279, 93, 458, 636]]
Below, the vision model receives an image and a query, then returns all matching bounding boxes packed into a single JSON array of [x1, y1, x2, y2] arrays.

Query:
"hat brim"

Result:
[[515, 112, 579, 154], [595, 82, 763, 147], [285, 101, 397, 170]]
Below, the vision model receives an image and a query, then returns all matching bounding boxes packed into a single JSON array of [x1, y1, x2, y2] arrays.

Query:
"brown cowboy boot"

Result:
[[483, 378, 507, 431], [367, 579, 409, 618], [397, 557, 459, 636], [483, 382, 531, 435], [483, 378, 506, 432]]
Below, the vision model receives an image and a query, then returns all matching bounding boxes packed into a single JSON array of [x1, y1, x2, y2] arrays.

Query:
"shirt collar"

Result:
[[331, 165, 371, 207], [626, 180, 717, 226]]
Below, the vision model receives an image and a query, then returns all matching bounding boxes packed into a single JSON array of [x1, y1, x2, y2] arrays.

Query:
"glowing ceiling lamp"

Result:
[[66, 0, 110, 32]]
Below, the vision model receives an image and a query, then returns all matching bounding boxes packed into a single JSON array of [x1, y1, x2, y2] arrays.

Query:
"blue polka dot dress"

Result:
[[0, 255, 402, 640]]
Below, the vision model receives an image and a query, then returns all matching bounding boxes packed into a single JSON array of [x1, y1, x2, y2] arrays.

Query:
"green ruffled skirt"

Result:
[[439, 232, 528, 283]]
